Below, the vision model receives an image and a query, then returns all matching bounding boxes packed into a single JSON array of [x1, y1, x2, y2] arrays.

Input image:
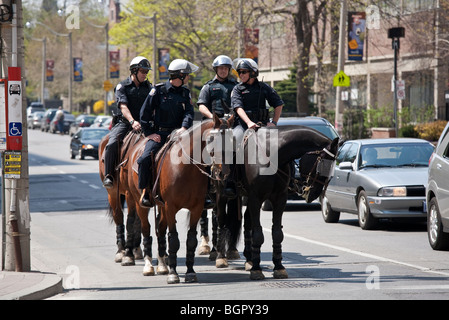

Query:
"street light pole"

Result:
[[335, 0, 347, 137], [27, 21, 73, 113], [30, 36, 46, 106]]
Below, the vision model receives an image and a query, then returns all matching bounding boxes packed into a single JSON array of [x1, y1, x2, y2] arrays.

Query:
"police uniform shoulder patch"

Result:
[[116, 83, 122, 91], [149, 88, 157, 96]]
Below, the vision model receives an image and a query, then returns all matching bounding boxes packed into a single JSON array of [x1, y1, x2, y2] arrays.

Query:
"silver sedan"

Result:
[[321, 138, 434, 230]]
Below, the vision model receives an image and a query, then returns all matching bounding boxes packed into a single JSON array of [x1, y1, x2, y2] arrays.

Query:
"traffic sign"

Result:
[[103, 80, 114, 92], [333, 71, 351, 87]]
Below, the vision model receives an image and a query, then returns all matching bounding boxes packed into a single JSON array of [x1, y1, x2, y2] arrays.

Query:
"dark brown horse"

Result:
[[99, 132, 163, 276], [214, 125, 339, 280], [154, 114, 234, 284]]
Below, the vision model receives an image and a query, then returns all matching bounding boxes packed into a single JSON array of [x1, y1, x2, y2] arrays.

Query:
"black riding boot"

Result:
[[103, 145, 117, 188]]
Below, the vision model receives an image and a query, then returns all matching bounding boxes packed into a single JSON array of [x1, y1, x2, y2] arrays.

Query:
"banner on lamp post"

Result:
[[46, 60, 54, 82], [73, 57, 83, 82], [109, 51, 120, 79]]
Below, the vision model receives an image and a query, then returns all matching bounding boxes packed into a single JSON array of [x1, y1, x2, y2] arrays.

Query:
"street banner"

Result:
[[73, 57, 83, 82], [46, 60, 54, 81], [244, 28, 259, 63], [109, 51, 120, 79], [159, 48, 170, 80], [348, 12, 366, 61]]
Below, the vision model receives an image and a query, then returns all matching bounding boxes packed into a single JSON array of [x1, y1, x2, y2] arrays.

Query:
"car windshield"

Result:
[[82, 130, 108, 140], [359, 143, 434, 169]]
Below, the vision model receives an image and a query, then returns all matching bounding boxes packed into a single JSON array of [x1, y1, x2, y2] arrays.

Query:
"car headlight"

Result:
[[377, 187, 406, 197], [82, 144, 94, 150]]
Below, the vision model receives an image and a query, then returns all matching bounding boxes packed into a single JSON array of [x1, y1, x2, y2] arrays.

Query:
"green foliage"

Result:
[[274, 66, 297, 113]]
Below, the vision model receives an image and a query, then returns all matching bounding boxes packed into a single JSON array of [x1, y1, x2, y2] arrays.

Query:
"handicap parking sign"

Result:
[[9, 122, 22, 136]]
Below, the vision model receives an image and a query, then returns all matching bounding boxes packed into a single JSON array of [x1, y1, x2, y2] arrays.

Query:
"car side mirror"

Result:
[[339, 161, 353, 170]]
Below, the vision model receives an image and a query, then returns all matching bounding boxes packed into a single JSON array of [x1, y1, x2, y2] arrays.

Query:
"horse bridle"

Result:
[[300, 148, 337, 198]]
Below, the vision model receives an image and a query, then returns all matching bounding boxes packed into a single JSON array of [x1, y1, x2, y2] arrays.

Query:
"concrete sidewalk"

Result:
[[0, 270, 63, 300]]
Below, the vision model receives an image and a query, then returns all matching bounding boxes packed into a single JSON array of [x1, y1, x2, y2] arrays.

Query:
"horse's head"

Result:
[[207, 112, 234, 182], [299, 137, 339, 203]]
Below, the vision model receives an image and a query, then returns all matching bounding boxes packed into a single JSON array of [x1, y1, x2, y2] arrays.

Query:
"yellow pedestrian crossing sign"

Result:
[[333, 71, 350, 87]]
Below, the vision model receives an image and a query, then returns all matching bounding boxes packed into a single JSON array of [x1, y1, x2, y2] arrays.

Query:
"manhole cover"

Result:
[[261, 281, 323, 289]]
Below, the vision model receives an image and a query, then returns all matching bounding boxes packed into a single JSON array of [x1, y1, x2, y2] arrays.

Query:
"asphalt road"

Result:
[[19, 129, 449, 302]]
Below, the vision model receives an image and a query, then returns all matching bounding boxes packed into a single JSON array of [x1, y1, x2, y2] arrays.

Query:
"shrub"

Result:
[[415, 120, 448, 141]]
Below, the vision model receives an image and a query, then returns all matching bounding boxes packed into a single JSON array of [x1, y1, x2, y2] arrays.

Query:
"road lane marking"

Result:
[[263, 227, 449, 277]]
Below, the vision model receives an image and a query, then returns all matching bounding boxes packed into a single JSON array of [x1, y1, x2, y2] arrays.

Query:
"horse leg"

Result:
[[209, 207, 218, 261], [271, 196, 288, 279], [247, 196, 265, 280], [226, 197, 241, 260], [215, 191, 229, 268], [132, 213, 143, 260], [167, 228, 180, 284], [243, 206, 252, 271], [185, 226, 198, 283], [156, 209, 169, 275], [121, 204, 137, 266], [198, 209, 211, 255], [135, 205, 154, 276], [109, 193, 125, 263]]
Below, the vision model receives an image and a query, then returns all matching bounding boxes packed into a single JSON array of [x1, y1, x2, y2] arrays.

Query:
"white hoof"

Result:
[[115, 250, 125, 263], [198, 236, 211, 255], [143, 257, 155, 276], [167, 273, 180, 284], [156, 255, 169, 275], [121, 255, 135, 266], [216, 258, 228, 268]]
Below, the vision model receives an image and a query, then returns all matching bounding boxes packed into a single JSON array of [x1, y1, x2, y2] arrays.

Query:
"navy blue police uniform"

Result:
[[197, 77, 237, 117], [104, 76, 151, 180], [137, 81, 194, 190]]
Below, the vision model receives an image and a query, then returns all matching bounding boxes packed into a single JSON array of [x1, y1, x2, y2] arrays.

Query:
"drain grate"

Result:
[[261, 281, 323, 289]]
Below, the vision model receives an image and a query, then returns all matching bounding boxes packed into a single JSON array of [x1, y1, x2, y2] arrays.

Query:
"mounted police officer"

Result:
[[231, 58, 284, 146], [102, 56, 152, 188], [197, 55, 237, 255], [198, 55, 237, 119], [137, 59, 197, 207]]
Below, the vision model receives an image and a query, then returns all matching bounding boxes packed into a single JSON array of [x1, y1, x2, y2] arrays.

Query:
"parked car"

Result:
[[321, 138, 434, 230], [69, 114, 97, 136], [91, 115, 112, 128], [261, 117, 339, 210], [70, 127, 109, 160], [26, 103, 46, 126], [27, 111, 45, 130], [50, 113, 75, 134], [427, 122, 449, 250], [40, 108, 70, 132]]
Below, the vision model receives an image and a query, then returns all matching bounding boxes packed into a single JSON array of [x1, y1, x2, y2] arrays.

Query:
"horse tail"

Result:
[[106, 194, 126, 224]]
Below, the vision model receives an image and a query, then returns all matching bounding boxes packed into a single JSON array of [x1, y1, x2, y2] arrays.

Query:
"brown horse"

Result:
[[99, 132, 162, 276], [154, 114, 234, 284]]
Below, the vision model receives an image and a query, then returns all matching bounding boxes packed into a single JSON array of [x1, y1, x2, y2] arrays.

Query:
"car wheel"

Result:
[[357, 190, 377, 230], [428, 197, 449, 250], [321, 195, 340, 223], [79, 148, 85, 160]]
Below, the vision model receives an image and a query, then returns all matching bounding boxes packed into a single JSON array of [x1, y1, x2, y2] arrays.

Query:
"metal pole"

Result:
[[335, 0, 347, 137], [152, 14, 157, 85], [105, 23, 109, 115], [393, 39, 398, 137], [41, 37, 46, 106], [68, 32, 72, 113]]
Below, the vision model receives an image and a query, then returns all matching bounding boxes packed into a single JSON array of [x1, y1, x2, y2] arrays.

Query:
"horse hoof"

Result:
[[185, 272, 198, 283], [133, 247, 143, 260], [250, 270, 265, 280], [167, 274, 180, 284], [115, 250, 125, 263], [157, 266, 169, 275], [121, 256, 135, 266], [198, 244, 211, 255], [216, 258, 228, 268], [198, 236, 211, 255], [226, 249, 240, 260], [273, 269, 288, 279], [143, 258, 155, 276], [244, 261, 253, 271]]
